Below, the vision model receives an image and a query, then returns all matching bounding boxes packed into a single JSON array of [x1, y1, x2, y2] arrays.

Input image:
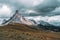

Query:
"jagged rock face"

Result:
[[2, 11, 36, 26], [11, 13, 36, 25]]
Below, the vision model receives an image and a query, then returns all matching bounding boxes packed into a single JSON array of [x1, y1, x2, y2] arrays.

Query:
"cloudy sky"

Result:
[[0, 0, 60, 26], [0, 0, 60, 16]]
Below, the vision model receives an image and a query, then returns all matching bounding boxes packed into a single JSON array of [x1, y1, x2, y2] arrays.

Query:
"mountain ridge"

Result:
[[38, 20, 60, 32]]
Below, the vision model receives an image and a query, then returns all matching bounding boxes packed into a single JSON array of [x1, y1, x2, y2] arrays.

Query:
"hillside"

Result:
[[0, 23, 60, 40]]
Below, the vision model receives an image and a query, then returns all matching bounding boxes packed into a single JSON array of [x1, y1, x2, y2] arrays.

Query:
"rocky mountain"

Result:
[[38, 20, 60, 32], [1, 10, 36, 26]]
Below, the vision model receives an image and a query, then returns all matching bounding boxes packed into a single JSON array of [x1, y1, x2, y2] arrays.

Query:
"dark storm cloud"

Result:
[[34, 0, 59, 12], [0, 0, 26, 10], [30, 0, 60, 16], [0, 0, 60, 16]]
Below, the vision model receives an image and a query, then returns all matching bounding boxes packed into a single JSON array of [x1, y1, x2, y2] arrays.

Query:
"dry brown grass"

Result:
[[0, 23, 60, 40]]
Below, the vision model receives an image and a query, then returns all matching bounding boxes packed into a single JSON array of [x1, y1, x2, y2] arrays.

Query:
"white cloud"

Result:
[[46, 16, 60, 26], [18, 0, 44, 7], [41, 16, 60, 26], [0, 4, 12, 17], [25, 10, 37, 14], [26, 15, 60, 26], [48, 16, 60, 22], [52, 7, 60, 12]]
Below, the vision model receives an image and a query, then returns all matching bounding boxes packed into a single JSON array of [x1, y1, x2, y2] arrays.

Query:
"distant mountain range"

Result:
[[1, 16, 60, 32], [37, 20, 60, 32], [0, 10, 60, 32]]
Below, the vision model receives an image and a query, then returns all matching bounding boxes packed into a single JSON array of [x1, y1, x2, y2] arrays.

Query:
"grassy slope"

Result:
[[0, 23, 60, 40]]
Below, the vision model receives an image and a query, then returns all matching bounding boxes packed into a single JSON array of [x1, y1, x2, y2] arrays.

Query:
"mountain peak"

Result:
[[2, 10, 36, 26]]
